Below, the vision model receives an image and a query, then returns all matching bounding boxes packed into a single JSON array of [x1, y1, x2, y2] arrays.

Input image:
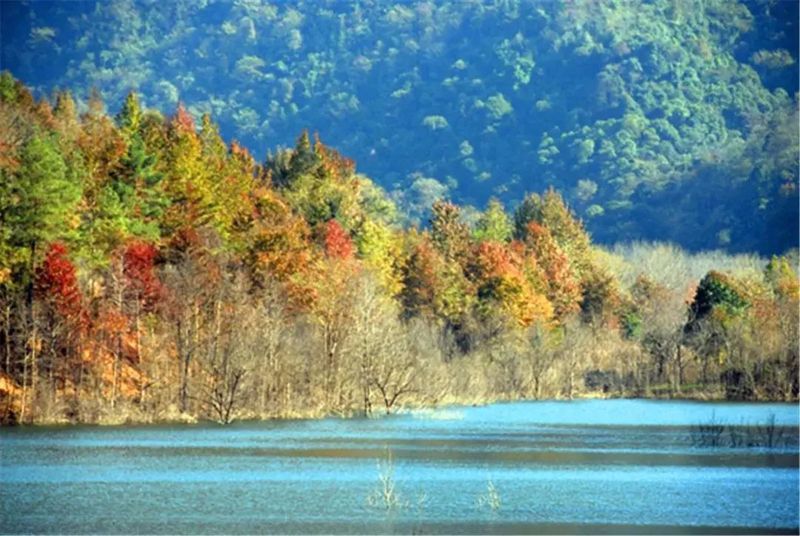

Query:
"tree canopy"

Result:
[[2, 0, 797, 253]]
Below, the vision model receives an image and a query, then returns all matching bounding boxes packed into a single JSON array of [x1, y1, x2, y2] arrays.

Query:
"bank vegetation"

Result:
[[0, 74, 796, 425]]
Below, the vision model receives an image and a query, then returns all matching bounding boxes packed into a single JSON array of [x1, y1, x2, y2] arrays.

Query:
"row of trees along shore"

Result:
[[0, 72, 797, 425]]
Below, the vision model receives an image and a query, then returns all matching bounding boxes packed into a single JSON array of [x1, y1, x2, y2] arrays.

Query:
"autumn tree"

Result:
[[307, 223, 360, 409], [473, 198, 513, 243], [514, 189, 593, 277], [160, 231, 222, 414], [355, 219, 403, 297], [161, 104, 217, 235], [196, 272, 261, 425], [349, 271, 415, 415], [520, 323, 559, 399], [430, 200, 470, 262], [763, 256, 799, 399], [252, 278, 291, 416], [523, 222, 581, 320], [469, 240, 553, 328], [240, 187, 312, 297], [276, 132, 362, 230], [34, 243, 86, 413], [400, 235, 441, 320], [627, 275, 687, 392], [685, 271, 752, 396]]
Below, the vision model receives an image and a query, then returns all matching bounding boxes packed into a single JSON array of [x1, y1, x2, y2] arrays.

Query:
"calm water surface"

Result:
[[1, 400, 798, 534]]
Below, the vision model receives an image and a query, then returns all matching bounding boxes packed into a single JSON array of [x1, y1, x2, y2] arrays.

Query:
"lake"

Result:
[[1, 400, 798, 534]]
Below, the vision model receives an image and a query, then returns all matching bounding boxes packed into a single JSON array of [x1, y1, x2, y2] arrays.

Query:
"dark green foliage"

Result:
[[115, 133, 168, 238], [286, 131, 317, 185], [622, 311, 642, 340], [690, 271, 750, 322], [1, 0, 796, 253]]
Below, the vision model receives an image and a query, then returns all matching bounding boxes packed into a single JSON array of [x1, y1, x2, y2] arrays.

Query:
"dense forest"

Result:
[[2, 0, 798, 253], [0, 72, 797, 425]]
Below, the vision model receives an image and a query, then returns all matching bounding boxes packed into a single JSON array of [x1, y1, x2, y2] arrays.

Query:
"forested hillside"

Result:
[[0, 74, 797, 424], [2, 0, 797, 253]]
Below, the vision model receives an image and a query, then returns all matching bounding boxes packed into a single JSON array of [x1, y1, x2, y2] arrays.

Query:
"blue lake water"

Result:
[[1, 400, 798, 534]]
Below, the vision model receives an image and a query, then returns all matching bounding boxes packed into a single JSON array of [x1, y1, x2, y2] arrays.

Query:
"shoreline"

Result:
[[4, 392, 797, 428]]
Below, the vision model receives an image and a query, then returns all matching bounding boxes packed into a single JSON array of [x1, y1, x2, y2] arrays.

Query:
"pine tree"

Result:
[[116, 134, 167, 240], [4, 134, 81, 278], [286, 130, 318, 184], [162, 104, 215, 234]]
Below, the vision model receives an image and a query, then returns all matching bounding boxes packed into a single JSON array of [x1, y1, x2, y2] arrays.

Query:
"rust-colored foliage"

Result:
[[34, 99, 56, 130], [230, 141, 255, 172], [35, 242, 84, 325], [321, 219, 354, 259], [243, 187, 312, 282], [172, 103, 196, 134], [123, 240, 164, 312], [400, 238, 441, 319], [471, 240, 553, 326], [524, 222, 581, 319], [78, 106, 127, 194], [314, 135, 355, 180]]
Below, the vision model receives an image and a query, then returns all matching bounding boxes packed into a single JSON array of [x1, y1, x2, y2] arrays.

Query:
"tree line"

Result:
[[0, 73, 796, 424]]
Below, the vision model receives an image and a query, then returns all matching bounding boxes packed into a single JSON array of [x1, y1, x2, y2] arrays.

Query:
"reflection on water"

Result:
[[1, 400, 798, 534]]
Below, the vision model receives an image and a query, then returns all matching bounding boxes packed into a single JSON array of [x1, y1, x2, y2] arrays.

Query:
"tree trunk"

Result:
[[111, 332, 121, 408], [20, 349, 29, 423], [3, 303, 11, 375]]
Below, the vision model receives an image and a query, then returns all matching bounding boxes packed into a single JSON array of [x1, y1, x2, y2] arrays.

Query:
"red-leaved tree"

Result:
[[123, 240, 164, 312], [322, 219, 354, 259], [35, 242, 83, 324]]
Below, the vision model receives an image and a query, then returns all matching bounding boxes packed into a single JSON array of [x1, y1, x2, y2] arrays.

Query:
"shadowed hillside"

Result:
[[1, 0, 797, 252]]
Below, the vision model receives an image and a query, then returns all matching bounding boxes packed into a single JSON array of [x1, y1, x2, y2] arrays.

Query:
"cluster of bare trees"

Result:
[[2, 241, 797, 426]]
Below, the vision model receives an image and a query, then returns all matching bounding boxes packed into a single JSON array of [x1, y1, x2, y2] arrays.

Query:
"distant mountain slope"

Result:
[[2, 0, 797, 253]]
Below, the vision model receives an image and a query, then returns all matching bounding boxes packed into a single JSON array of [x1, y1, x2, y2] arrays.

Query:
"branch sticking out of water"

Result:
[[691, 412, 792, 449], [367, 449, 403, 512], [477, 477, 501, 514]]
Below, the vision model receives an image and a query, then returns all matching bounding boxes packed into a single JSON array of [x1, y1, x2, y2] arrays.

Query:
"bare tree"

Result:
[[371, 340, 417, 415], [197, 273, 260, 424], [308, 259, 360, 411], [559, 322, 593, 400], [522, 323, 558, 400], [254, 278, 290, 416], [161, 250, 214, 415], [349, 271, 418, 415]]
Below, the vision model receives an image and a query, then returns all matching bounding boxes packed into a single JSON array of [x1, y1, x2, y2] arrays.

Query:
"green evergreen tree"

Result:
[[117, 134, 167, 240], [3, 134, 81, 279], [285, 130, 318, 186]]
